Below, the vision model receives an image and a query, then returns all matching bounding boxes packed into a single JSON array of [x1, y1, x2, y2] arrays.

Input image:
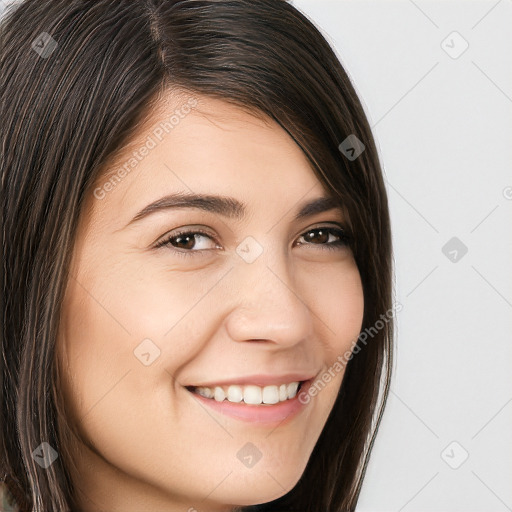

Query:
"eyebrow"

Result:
[[125, 192, 342, 227]]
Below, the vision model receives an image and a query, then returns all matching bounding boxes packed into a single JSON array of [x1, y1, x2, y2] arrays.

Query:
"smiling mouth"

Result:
[[185, 381, 305, 406]]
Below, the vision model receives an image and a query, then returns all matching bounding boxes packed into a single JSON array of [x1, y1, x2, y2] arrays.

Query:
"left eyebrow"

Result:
[[124, 192, 342, 228]]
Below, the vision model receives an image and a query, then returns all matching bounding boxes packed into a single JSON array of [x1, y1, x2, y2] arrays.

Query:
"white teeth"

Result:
[[192, 381, 302, 405], [214, 386, 226, 402], [196, 387, 213, 399], [287, 382, 299, 399], [262, 385, 279, 404], [227, 385, 243, 403], [243, 385, 262, 405]]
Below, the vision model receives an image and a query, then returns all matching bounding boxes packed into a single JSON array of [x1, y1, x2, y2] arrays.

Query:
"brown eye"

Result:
[[170, 233, 201, 250], [296, 227, 350, 249], [156, 229, 220, 255]]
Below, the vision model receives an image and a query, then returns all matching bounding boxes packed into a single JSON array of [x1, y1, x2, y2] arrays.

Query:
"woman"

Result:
[[1, 0, 394, 510]]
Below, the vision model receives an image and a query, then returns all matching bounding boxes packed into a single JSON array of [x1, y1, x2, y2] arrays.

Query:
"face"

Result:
[[57, 90, 364, 512]]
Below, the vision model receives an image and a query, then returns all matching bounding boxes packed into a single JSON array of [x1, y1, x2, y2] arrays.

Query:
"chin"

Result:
[[214, 466, 302, 507]]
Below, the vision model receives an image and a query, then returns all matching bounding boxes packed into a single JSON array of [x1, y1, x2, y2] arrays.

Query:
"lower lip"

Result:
[[187, 379, 313, 426]]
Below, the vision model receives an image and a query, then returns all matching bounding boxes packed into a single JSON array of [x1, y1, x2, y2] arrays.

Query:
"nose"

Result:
[[224, 253, 314, 348]]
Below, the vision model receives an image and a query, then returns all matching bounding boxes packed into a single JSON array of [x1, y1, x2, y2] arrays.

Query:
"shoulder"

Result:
[[0, 481, 20, 512]]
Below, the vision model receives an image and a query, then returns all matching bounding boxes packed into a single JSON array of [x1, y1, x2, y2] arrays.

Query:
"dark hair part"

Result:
[[1, 0, 394, 510]]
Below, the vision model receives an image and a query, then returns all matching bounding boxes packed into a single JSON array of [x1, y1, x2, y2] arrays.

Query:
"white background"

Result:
[[2, 0, 511, 510]]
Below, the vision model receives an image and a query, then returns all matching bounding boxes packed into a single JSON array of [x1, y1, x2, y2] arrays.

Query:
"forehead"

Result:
[[96, 88, 316, 179], [85, 89, 329, 228]]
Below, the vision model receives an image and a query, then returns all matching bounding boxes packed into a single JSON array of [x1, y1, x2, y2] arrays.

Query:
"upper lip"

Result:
[[186, 372, 317, 388]]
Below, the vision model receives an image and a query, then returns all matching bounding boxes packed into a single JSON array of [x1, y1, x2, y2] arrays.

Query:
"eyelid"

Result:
[[298, 221, 348, 234]]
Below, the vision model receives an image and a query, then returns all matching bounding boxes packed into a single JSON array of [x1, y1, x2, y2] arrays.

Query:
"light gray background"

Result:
[[2, 0, 511, 510]]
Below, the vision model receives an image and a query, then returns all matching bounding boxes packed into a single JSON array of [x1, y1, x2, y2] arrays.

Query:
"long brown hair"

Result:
[[1, 1, 394, 510]]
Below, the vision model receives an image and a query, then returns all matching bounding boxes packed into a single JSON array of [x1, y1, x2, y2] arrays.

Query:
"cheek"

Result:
[[56, 257, 222, 419], [56, 267, 191, 477], [306, 259, 364, 357], [57, 275, 134, 428], [102, 254, 227, 340], [293, 259, 364, 410]]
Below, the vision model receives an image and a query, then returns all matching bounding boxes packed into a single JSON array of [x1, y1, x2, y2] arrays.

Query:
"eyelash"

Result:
[[154, 226, 351, 258]]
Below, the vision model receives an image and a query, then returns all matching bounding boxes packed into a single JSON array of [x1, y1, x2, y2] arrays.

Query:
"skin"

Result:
[[57, 89, 364, 512]]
